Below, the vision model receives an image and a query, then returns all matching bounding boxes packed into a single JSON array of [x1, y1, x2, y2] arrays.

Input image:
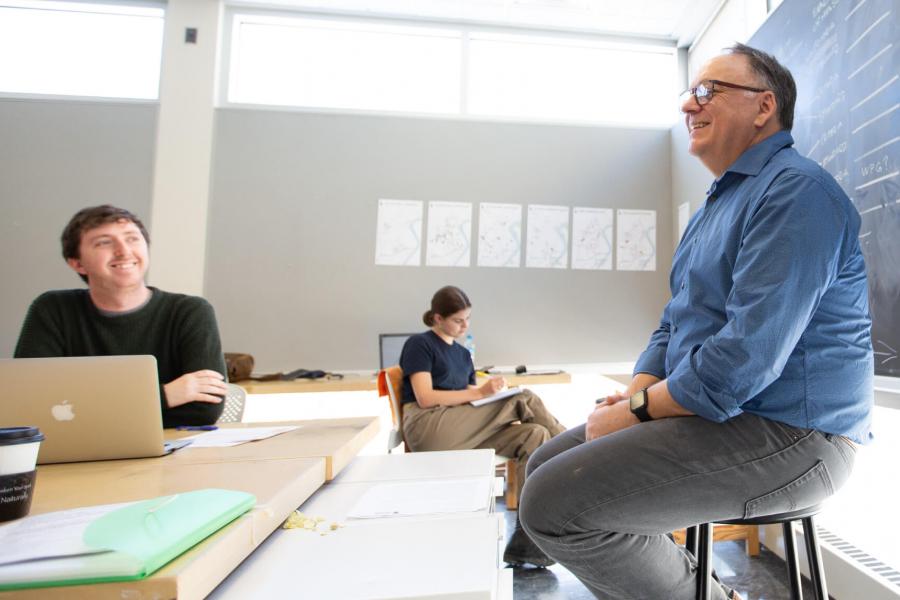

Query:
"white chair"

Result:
[[218, 383, 247, 423], [377, 366, 519, 510]]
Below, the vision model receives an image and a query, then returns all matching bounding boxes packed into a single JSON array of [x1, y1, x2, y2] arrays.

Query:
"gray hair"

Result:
[[727, 43, 796, 130]]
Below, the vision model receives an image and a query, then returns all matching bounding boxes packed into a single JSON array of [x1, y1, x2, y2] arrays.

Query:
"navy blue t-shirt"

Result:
[[399, 330, 475, 405]]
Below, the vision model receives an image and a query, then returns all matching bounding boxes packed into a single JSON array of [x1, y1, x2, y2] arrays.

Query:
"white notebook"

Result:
[[470, 387, 521, 407]]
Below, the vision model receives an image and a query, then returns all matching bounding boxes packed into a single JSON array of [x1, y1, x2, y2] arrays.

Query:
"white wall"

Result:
[[206, 110, 673, 371], [688, 0, 769, 80], [149, 0, 223, 296], [0, 99, 157, 357]]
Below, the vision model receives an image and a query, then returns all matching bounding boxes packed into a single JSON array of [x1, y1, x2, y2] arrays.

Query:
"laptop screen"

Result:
[[378, 333, 415, 371]]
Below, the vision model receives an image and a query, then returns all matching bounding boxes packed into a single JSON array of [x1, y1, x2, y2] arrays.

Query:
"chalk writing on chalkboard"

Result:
[[750, 0, 899, 377]]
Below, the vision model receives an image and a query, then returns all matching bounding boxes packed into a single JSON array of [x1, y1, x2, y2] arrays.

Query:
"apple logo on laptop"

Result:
[[51, 400, 75, 421]]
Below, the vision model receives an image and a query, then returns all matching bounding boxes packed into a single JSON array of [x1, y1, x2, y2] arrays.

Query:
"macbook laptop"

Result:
[[0, 355, 166, 464]]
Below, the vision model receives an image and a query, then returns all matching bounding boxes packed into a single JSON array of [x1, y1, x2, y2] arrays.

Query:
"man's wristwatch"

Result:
[[629, 388, 652, 422]]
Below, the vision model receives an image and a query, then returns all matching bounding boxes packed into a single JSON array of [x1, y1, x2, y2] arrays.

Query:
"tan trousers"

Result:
[[402, 389, 565, 499]]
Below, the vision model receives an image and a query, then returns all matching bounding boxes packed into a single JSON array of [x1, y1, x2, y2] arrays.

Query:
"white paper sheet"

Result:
[[526, 204, 569, 269], [374, 199, 423, 266], [470, 387, 521, 407], [0, 502, 129, 566], [182, 426, 298, 448], [477, 203, 522, 267], [346, 478, 492, 519], [571, 207, 613, 270], [426, 201, 472, 267], [616, 209, 656, 271]]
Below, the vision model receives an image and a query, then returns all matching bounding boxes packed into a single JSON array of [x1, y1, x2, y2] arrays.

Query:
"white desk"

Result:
[[296, 449, 498, 524], [333, 448, 498, 483], [209, 450, 510, 600]]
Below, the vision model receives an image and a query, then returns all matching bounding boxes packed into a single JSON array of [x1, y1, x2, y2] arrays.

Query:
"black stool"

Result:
[[687, 504, 828, 600]]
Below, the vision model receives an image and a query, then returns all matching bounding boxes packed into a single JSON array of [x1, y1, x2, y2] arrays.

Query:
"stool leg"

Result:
[[782, 521, 803, 600], [697, 523, 713, 600], [802, 516, 829, 600]]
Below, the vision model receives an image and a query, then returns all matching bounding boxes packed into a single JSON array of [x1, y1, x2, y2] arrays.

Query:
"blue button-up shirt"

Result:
[[635, 131, 873, 443]]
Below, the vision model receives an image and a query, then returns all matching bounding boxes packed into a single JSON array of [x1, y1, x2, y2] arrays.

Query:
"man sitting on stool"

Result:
[[518, 44, 872, 600]]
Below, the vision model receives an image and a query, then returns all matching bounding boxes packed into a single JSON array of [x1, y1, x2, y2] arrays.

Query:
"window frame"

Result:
[[220, 7, 679, 130], [223, 11, 465, 115], [0, 0, 166, 103]]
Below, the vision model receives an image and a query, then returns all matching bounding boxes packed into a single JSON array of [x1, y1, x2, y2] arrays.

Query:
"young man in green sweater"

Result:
[[14, 205, 228, 428]]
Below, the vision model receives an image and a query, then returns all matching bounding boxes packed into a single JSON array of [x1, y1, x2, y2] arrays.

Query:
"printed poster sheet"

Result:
[[375, 199, 423, 266], [616, 209, 656, 271], [526, 204, 569, 269], [477, 203, 522, 268], [426, 201, 472, 267], [571, 207, 613, 270]]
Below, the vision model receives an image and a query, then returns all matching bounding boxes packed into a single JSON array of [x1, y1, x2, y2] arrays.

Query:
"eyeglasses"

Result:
[[680, 79, 769, 106]]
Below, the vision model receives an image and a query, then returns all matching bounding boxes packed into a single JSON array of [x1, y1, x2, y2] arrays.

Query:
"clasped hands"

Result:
[[585, 390, 639, 442], [586, 380, 687, 441]]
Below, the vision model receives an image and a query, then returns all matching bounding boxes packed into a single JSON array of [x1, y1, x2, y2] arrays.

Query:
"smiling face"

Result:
[[681, 54, 779, 176], [66, 219, 149, 293]]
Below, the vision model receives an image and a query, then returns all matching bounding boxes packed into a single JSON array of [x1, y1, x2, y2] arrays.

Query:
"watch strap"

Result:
[[630, 388, 652, 422]]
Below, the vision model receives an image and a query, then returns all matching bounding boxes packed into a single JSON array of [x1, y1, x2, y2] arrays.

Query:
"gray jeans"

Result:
[[518, 413, 855, 600]]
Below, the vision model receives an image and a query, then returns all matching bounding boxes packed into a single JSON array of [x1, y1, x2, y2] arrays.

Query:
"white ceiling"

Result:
[[232, 0, 724, 47]]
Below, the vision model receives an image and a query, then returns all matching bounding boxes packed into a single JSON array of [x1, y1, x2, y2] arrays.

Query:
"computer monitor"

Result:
[[378, 333, 415, 371]]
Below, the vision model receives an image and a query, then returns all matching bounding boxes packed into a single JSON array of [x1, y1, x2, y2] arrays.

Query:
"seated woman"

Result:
[[399, 285, 564, 568]]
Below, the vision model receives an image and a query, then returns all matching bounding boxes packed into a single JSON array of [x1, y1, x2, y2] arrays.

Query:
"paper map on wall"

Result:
[[526, 204, 569, 268], [616, 209, 656, 271], [426, 201, 472, 267], [571, 207, 613, 270], [375, 199, 423, 266], [477, 203, 522, 268]]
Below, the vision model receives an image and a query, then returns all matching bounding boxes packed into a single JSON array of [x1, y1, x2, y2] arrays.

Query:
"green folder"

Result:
[[0, 488, 255, 590]]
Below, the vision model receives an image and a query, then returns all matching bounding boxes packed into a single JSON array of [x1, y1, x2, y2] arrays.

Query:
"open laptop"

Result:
[[378, 333, 415, 371], [0, 355, 166, 464]]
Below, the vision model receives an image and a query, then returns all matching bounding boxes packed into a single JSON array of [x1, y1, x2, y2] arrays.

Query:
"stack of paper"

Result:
[[0, 488, 255, 590], [182, 426, 298, 448]]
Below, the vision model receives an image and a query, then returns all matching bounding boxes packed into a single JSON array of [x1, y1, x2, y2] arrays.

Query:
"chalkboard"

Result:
[[749, 0, 899, 377]]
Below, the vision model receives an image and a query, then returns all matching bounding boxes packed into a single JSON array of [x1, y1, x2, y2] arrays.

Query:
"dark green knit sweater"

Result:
[[14, 288, 226, 427]]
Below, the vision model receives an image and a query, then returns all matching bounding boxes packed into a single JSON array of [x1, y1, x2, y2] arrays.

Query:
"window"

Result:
[[225, 11, 678, 127], [468, 33, 677, 125], [0, 1, 164, 100], [227, 15, 462, 114]]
